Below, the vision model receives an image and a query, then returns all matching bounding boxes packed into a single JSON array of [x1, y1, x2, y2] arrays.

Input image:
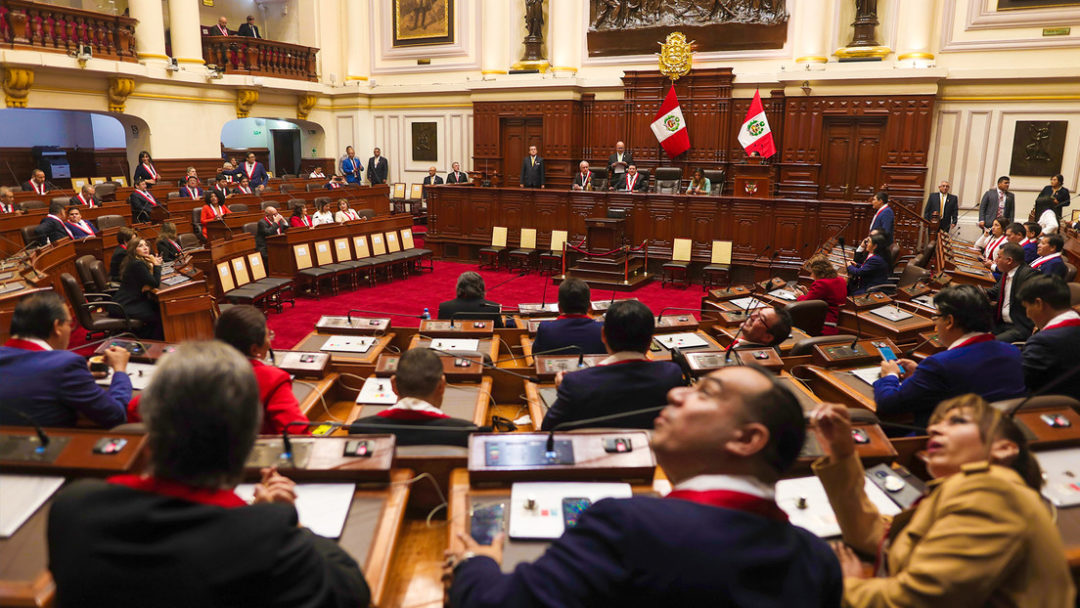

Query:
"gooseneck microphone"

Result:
[[0, 405, 50, 452], [545, 405, 668, 455]]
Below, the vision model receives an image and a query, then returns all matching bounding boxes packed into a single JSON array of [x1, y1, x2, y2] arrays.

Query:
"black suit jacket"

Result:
[[367, 156, 388, 185], [36, 216, 70, 244], [69, 195, 102, 208], [614, 172, 648, 192], [924, 192, 958, 230], [256, 217, 289, 255], [22, 180, 49, 193], [128, 191, 160, 223], [520, 155, 545, 188], [1022, 323, 1080, 396], [986, 265, 1037, 339], [607, 151, 634, 178], [446, 170, 468, 184], [349, 415, 478, 447], [979, 189, 1015, 227], [47, 479, 369, 608], [237, 22, 261, 38], [572, 171, 594, 190], [109, 246, 127, 281], [541, 360, 684, 430], [422, 175, 444, 186], [437, 297, 505, 328], [156, 237, 182, 262]]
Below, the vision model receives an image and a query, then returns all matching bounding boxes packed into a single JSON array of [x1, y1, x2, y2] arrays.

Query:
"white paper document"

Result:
[[768, 289, 798, 301], [869, 306, 914, 322], [429, 338, 480, 352], [728, 297, 768, 311], [518, 303, 559, 314], [356, 377, 398, 404], [911, 295, 936, 309], [95, 362, 157, 391], [654, 332, 710, 350], [234, 482, 355, 539], [0, 475, 65, 538], [776, 475, 901, 538], [320, 335, 376, 353], [508, 482, 633, 540], [849, 366, 883, 385], [1036, 448, 1080, 507]]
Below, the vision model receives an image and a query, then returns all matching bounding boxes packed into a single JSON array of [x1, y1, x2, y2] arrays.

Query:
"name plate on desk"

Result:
[[276, 351, 331, 378], [655, 315, 700, 333], [654, 332, 709, 350], [534, 355, 604, 381], [685, 349, 783, 373], [468, 432, 655, 484], [869, 306, 914, 322], [244, 435, 395, 482], [848, 292, 892, 309], [0, 427, 148, 476], [375, 353, 484, 382], [812, 338, 900, 367], [315, 315, 391, 335], [708, 285, 752, 301], [897, 282, 933, 300], [320, 335, 377, 353], [590, 298, 638, 313], [420, 319, 495, 338], [517, 303, 559, 316], [429, 338, 481, 352], [93, 338, 175, 363]]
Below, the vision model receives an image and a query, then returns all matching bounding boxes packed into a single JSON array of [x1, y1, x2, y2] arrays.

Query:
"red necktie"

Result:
[[996, 275, 1006, 322]]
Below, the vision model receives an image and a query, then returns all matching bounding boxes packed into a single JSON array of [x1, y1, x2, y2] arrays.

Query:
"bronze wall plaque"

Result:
[[411, 122, 438, 162], [1009, 120, 1068, 176]]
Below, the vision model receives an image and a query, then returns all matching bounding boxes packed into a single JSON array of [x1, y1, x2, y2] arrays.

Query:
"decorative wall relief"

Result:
[[1009, 120, 1067, 176], [411, 122, 438, 162]]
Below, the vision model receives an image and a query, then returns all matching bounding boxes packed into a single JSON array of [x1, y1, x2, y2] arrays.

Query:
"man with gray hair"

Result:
[[70, 183, 101, 208], [0, 186, 22, 214], [47, 341, 370, 607], [437, 271, 505, 328]]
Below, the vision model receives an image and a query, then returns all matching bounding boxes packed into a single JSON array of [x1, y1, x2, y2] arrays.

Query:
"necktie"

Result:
[[531, 157, 535, 167], [996, 275, 1006, 322]]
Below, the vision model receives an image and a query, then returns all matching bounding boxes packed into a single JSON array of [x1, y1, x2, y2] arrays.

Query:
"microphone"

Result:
[[751, 244, 771, 269], [656, 307, 705, 322], [540, 275, 551, 309], [215, 215, 234, 239], [497, 344, 584, 366], [545, 404, 668, 455], [900, 334, 937, 359], [430, 347, 540, 383], [0, 405, 50, 453], [486, 271, 527, 293], [1004, 361, 1080, 419], [763, 250, 780, 280], [838, 236, 849, 267], [346, 309, 423, 324], [850, 307, 864, 350]]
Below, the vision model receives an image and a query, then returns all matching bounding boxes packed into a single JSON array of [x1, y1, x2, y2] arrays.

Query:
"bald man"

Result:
[[255, 206, 288, 261]]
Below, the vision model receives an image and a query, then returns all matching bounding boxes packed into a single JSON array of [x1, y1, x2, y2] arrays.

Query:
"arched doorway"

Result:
[[220, 117, 326, 178]]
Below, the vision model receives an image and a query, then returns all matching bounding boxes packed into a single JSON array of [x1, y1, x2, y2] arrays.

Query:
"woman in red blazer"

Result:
[[198, 191, 230, 239], [794, 255, 848, 335], [289, 201, 312, 228]]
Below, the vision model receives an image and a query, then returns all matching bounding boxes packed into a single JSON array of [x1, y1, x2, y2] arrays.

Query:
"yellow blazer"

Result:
[[813, 452, 1075, 607]]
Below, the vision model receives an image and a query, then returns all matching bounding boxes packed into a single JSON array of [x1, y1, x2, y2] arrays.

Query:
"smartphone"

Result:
[[876, 345, 905, 375], [470, 503, 505, 545], [561, 497, 592, 530]]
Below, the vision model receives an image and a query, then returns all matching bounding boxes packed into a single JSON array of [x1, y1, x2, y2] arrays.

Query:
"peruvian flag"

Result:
[[650, 86, 690, 158], [738, 90, 776, 158]]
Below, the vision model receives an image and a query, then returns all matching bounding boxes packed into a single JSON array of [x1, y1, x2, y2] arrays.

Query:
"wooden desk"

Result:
[[293, 332, 395, 373], [155, 278, 215, 342], [306, 374, 493, 428], [803, 365, 878, 411], [838, 307, 934, 343], [409, 335, 500, 363]]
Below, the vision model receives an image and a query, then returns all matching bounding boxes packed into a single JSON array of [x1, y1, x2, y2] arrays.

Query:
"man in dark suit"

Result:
[[0, 291, 131, 428], [520, 145, 545, 189], [46, 341, 370, 608], [0, 186, 22, 214], [727, 306, 794, 353], [541, 300, 684, 431], [986, 243, 1037, 342], [179, 176, 204, 200], [422, 166, 444, 186], [1022, 222, 1041, 264], [446, 161, 468, 185], [437, 271, 504, 328], [367, 147, 388, 185], [607, 140, 633, 183], [128, 178, 162, 223], [924, 179, 958, 231], [240, 152, 269, 189], [255, 205, 288, 261], [614, 164, 648, 192], [110, 227, 135, 282], [70, 184, 102, 208], [447, 364, 843, 607], [36, 200, 75, 244], [532, 278, 605, 355], [22, 169, 51, 195], [212, 15, 230, 35], [237, 14, 261, 38], [64, 206, 98, 238], [1030, 234, 1068, 279], [1020, 276, 1080, 396], [872, 285, 1025, 428], [571, 161, 594, 190], [349, 348, 481, 447], [868, 191, 894, 243], [978, 175, 1014, 229]]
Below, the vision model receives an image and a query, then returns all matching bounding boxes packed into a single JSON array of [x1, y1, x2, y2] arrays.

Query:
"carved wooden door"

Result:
[[500, 117, 543, 186], [820, 118, 884, 200]]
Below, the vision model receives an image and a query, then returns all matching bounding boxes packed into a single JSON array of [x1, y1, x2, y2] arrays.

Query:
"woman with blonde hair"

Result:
[[686, 168, 711, 195], [811, 395, 1074, 607], [114, 236, 164, 339], [334, 198, 361, 222]]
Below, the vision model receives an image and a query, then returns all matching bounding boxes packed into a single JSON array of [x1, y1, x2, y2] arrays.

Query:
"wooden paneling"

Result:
[[472, 100, 582, 189], [0, 147, 129, 187]]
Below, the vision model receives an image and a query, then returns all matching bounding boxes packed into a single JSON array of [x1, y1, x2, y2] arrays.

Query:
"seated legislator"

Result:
[[0, 186, 23, 214], [531, 278, 606, 355], [70, 183, 102, 208], [437, 271, 505, 328], [37, 200, 75, 244], [686, 167, 711, 195], [128, 178, 162, 223], [109, 227, 136, 282], [981, 222, 1026, 278], [349, 348, 480, 447], [793, 255, 847, 335], [613, 164, 647, 192], [289, 201, 313, 228], [334, 198, 361, 222], [179, 176, 203, 201], [571, 161, 594, 190], [65, 206, 98, 238], [312, 199, 335, 226], [728, 306, 794, 351], [1031, 233, 1067, 279], [113, 237, 164, 339], [1019, 276, 1080, 397], [256, 206, 289, 261], [217, 161, 240, 185], [1035, 195, 1059, 236], [155, 221, 183, 263], [846, 234, 891, 295], [199, 191, 230, 239], [986, 243, 1037, 342], [309, 166, 326, 179], [0, 291, 131, 428], [812, 397, 1074, 607], [447, 365, 843, 607], [974, 217, 1008, 263], [234, 175, 255, 195], [1022, 222, 1041, 264], [541, 300, 683, 431], [23, 169, 50, 194], [325, 175, 347, 190], [871, 285, 1025, 427], [47, 341, 371, 608], [423, 165, 444, 186]]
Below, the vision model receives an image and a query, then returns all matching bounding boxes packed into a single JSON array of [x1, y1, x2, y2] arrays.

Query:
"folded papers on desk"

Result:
[[234, 482, 356, 538], [0, 475, 64, 538]]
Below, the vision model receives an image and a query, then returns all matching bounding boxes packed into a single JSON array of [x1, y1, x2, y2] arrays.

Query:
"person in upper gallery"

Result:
[[1037, 173, 1070, 220], [0, 186, 23, 214], [367, 147, 388, 185], [349, 348, 481, 447], [1022, 221, 1041, 264], [213, 15, 230, 36], [531, 278, 606, 356], [308, 166, 326, 179], [256, 205, 288, 262], [871, 284, 1025, 428], [237, 14, 261, 38], [179, 175, 204, 201], [199, 190, 230, 239], [446, 161, 468, 185], [811, 395, 1074, 607], [132, 151, 159, 187], [541, 299, 684, 431], [447, 365, 843, 607], [240, 152, 269, 190], [109, 227, 135, 282], [1034, 193, 1059, 235], [128, 177, 162, 223], [289, 201, 312, 228], [614, 164, 648, 192], [113, 236, 164, 339], [36, 200, 75, 244], [845, 233, 891, 295], [978, 175, 1015, 229], [423, 165, 444, 186], [981, 221, 1026, 278], [47, 341, 371, 608], [607, 140, 633, 183], [155, 221, 183, 263], [217, 161, 240, 185], [70, 183, 101, 208], [519, 144, 545, 189], [334, 199, 361, 223], [1020, 276, 1080, 396], [686, 167, 711, 195], [234, 175, 255, 195], [341, 146, 363, 184], [1030, 233, 1068, 279], [64, 206, 98, 239], [727, 305, 794, 351], [437, 271, 505, 328], [0, 291, 131, 428], [986, 242, 1037, 342], [792, 255, 847, 335], [923, 179, 958, 232], [571, 161, 594, 191], [324, 174, 347, 190], [311, 198, 335, 226], [867, 191, 894, 243], [22, 169, 51, 195]]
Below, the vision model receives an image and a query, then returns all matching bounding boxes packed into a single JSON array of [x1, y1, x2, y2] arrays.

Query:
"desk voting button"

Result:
[[603, 437, 632, 453], [344, 440, 372, 457]]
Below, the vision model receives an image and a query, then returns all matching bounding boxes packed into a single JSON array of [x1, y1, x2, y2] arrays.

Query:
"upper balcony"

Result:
[[0, 0, 138, 62], [201, 35, 318, 83]]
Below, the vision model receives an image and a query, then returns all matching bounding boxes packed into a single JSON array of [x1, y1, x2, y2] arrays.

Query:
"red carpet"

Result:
[[267, 260, 707, 349]]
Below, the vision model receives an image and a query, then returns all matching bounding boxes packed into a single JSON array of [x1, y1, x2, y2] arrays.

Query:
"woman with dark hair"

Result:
[[312, 199, 334, 226], [794, 255, 847, 334], [686, 168, 711, 195], [1034, 194, 1060, 235], [198, 191, 230, 239], [1036, 173, 1070, 220], [812, 395, 1074, 606], [845, 233, 890, 294], [114, 237, 163, 339], [132, 151, 159, 187], [289, 201, 312, 228], [974, 216, 1008, 262], [155, 222, 183, 263]]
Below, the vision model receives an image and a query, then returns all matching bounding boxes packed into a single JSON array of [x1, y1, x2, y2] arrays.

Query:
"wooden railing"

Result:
[[201, 35, 317, 82], [0, 0, 137, 61]]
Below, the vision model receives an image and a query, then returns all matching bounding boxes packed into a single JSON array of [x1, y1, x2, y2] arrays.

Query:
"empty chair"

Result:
[[51, 196, 71, 207], [87, 259, 118, 294], [245, 252, 294, 309], [539, 230, 568, 275], [167, 191, 182, 200], [61, 272, 144, 340], [591, 178, 609, 191], [478, 226, 509, 270], [353, 234, 388, 285], [656, 180, 680, 194], [178, 233, 201, 250], [400, 228, 433, 273], [330, 238, 372, 289], [292, 243, 335, 299], [785, 299, 828, 336], [20, 225, 42, 247], [1069, 283, 1080, 307], [216, 259, 274, 307], [701, 240, 732, 290], [279, 184, 295, 194], [702, 170, 726, 194], [95, 214, 126, 231], [788, 334, 859, 357], [313, 239, 354, 291], [19, 200, 47, 212], [242, 222, 259, 238], [261, 200, 280, 211], [74, 255, 98, 291], [508, 228, 541, 272], [229, 203, 248, 213], [661, 238, 693, 288], [374, 232, 410, 280], [355, 208, 376, 220], [896, 264, 930, 289], [1064, 262, 1077, 282], [305, 183, 321, 192], [95, 182, 117, 201]]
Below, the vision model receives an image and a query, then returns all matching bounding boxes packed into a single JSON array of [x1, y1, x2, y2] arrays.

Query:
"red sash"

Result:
[[187, 188, 200, 200], [627, 173, 638, 190], [1, 203, 11, 213], [1031, 253, 1062, 268], [950, 333, 994, 350], [985, 234, 1006, 259], [3, 338, 47, 351], [76, 193, 95, 208], [666, 489, 788, 522], [136, 190, 157, 206], [142, 163, 158, 180], [870, 204, 887, 227], [375, 408, 450, 420], [32, 181, 46, 195], [108, 475, 246, 508], [302, 216, 310, 227], [217, 25, 229, 36], [73, 220, 93, 235], [244, 162, 256, 180], [580, 171, 591, 186], [239, 186, 252, 194], [1044, 318, 1080, 332], [48, 214, 74, 239]]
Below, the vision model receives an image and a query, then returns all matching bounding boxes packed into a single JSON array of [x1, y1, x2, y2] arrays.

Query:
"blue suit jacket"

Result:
[[1022, 241, 1038, 265], [178, 186, 203, 199], [873, 339, 1024, 427], [1036, 256, 1067, 279], [846, 254, 890, 295], [0, 346, 131, 428], [451, 495, 842, 607], [532, 316, 606, 356], [341, 157, 363, 183], [541, 359, 683, 430], [1022, 324, 1080, 397], [66, 221, 98, 238], [870, 205, 894, 240], [243, 162, 269, 188]]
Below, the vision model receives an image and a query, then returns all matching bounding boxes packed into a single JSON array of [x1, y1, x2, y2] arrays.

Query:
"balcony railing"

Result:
[[202, 35, 318, 82], [0, 0, 138, 61]]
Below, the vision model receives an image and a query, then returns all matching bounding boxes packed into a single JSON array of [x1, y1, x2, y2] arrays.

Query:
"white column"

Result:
[[896, 0, 935, 67], [168, 0, 204, 66], [793, 0, 829, 68], [481, 0, 509, 78], [548, 0, 579, 76], [344, 0, 370, 84], [128, 0, 167, 63]]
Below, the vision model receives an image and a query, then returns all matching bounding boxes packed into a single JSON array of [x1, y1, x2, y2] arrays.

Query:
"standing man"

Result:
[[0, 187, 22, 214], [520, 145, 545, 189], [70, 184, 101, 208], [607, 140, 633, 184], [255, 205, 288, 262], [237, 15, 261, 38], [446, 162, 468, 185], [979, 175, 1015, 229], [423, 166, 443, 186], [614, 164, 647, 192], [572, 161, 593, 191], [367, 147, 388, 185], [924, 179, 958, 232], [241, 152, 269, 190], [214, 16, 230, 36], [868, 191, 894, 244], [23, 169, 50, 195], [341, 146, 363, 185]]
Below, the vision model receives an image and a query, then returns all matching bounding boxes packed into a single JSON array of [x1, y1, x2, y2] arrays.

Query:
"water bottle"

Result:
[[421, 307, 430, 320]]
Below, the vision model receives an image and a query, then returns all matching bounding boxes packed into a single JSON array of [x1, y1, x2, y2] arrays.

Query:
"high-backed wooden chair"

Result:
[[539, 230, 568, 275], [292, 243, 335, 299], [382, 230, 411, 279], [661, 238, 693, 288], [110, 176, 128, 187], [701, 240, 733, 290], [368, 233, 399, 282], [353, 234, 388, 284], [400, 228, 433, 272], [479, 226, 509, 270], [216, 259, 272, 307], [246, 252, 294, 310], [508, 228, 541, 272], [330, 238, 369, 289], [314, 240, 352, 293]]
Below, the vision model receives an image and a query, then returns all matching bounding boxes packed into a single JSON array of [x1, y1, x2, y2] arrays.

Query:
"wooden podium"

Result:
[[732, 159, 771, 199], [585, 218, 625, 252]]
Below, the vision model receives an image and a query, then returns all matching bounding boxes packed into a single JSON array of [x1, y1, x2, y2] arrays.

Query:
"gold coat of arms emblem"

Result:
[[658, 32, 693, 81]]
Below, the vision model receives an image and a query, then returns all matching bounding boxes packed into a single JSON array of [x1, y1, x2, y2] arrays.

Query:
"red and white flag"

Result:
[[650, 86, 690, 158], [738, 90, 776, 158]]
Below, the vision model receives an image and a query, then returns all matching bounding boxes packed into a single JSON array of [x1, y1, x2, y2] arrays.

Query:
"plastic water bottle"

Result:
[[421, 307, 430, 320]]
